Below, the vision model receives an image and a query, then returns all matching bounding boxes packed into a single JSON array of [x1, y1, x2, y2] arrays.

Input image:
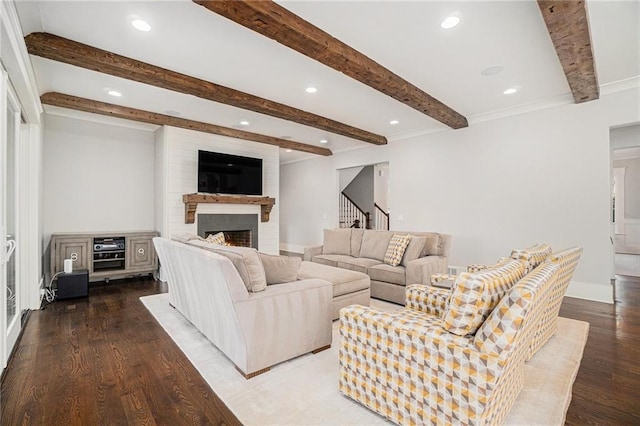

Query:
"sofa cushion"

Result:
[[188, 240, 267, 293], [259, 253, 301, 285], [337, 257, 382, 274], [298, 261, 370, 297], [206, 232, 226, 245], [367, 263, 406, 285], [171, 232, 204, 244], [351, 228, 364, 257], [312, 254, 354, 267], [322, 229, 352, 256], [400, 235, 426, 266], [359, 230, 393, 261], [384, 234, 411, 266], [441, 258, 526, 336]]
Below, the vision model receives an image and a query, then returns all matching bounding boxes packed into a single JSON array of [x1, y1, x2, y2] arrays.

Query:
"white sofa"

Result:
[[304, 229, 452, 305], [153, 237, 333, 378]]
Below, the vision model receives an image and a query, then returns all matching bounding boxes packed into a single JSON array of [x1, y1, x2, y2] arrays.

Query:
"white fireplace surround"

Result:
[[155, 126, 279, 254]]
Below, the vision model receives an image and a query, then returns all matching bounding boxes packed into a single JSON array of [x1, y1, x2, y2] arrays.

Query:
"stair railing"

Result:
[[339, 192, 370, 229], [374, 203, 390, 230]]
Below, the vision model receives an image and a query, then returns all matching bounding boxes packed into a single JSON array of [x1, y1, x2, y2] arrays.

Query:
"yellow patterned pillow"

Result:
[[383, 234, 411, 267], [206, 232, 226, 245], [510, 243, 552, 273], [441, 259, 526, 336]]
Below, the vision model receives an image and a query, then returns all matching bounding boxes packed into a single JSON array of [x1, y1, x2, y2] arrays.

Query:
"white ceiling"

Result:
[[14, 0, 640, 164]]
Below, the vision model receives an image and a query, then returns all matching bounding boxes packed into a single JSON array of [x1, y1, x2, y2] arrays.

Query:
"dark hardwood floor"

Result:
[[1, 274, 639, 425], [561, 274, 640, 425], [0, 279, 240, 425]]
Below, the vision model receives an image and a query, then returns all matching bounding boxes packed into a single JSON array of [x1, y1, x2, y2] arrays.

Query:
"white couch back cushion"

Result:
[[188, 240, 267, 292]]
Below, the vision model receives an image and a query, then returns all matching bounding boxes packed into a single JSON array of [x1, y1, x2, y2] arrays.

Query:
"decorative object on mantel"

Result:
[[182, 193, 276, 224]]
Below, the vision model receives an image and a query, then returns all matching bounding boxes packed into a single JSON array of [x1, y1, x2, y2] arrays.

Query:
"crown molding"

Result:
[[601, 76, 640, 96]]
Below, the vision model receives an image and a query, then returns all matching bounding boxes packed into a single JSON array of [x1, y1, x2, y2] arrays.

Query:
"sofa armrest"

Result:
[[233, 278, 333, 374], [405, 284, 450, 317], [405, 255, 448, 286], [303, 245, 323, 261]]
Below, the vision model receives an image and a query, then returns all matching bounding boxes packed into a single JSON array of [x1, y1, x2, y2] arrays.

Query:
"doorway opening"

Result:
[[610, 124, 640, 278], [338, 162, 390, 230]]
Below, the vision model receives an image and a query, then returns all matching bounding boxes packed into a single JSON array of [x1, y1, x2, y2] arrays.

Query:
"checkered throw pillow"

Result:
[[206, 232, 226, 245], [383, 234, 411, 267]]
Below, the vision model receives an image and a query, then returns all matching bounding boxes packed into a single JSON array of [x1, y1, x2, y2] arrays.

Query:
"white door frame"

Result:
[[1, 68, 22, 367]]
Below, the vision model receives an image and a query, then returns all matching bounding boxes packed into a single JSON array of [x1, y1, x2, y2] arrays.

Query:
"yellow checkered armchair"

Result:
[[528, 246, 583, 359], [339, 262, 561, 426]]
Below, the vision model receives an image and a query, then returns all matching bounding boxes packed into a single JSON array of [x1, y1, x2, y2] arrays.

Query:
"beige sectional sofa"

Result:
[[154, 237, 334, 378], [304, 228, 451, 305]]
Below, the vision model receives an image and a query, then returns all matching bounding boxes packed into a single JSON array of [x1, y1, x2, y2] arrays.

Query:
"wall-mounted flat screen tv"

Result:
[[198, 150, 263, 196]]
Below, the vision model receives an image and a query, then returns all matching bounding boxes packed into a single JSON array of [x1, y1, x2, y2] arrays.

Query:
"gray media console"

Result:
[[50, 231, 160, 282]]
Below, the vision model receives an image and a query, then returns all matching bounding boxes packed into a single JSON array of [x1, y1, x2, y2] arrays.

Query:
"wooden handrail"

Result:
[[374, 203, 389, 219]]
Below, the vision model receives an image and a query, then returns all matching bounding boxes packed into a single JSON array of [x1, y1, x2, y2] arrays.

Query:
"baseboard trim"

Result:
[[566, 280, 613, 304]]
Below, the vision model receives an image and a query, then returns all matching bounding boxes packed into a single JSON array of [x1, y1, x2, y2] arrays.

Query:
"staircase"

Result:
[[339, 193, 390, 230], [339, 193, 370, 229]]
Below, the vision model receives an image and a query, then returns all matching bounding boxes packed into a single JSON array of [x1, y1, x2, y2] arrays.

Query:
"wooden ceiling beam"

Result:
[[41, 92, 333, 156], [25, 32, 385, 146], [538, 0, 599, 103], [193, 0, 468, 129]]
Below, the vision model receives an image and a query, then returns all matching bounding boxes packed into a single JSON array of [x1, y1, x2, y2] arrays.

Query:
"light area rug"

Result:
[[140, 294, 589, 426]]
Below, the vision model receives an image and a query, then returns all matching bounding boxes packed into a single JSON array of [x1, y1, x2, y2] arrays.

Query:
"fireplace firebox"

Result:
[[197, 214, 259, 249]]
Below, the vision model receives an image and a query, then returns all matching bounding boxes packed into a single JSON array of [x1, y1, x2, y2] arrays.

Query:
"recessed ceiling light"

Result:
[[305, 86, 318, 94], [481, 65, 505, 76], [107, 90, 122, 97], [239, 120, 250, 126], [389, 120, 399, 125], [285, 149, 293, 153], [320, 139, 328, 144], [440, 16, 460, 29], [131, 19, 151, 32], [503, 87, 518, 95]]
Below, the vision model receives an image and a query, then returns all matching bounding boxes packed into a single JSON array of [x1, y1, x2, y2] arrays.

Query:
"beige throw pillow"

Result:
[[383, 234, 411, 267], [188, 240, 267, 292], [401, 235, 427, 266], [259, 253, 302, 285]]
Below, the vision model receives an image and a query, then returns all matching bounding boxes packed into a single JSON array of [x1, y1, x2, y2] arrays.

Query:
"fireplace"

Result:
[[197, 214, 259, 249], [204, 230, 252, 247]]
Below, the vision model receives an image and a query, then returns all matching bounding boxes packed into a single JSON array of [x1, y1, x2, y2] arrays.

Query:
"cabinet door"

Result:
[[55, 238, 91, 273], [126, 237, 156, 270]]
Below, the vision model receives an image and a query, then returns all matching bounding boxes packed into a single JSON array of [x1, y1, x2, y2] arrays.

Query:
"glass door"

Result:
[[1, 70, 21, 368]]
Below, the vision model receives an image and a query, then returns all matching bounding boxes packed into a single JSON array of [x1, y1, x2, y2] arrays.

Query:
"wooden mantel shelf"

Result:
[[182, 193, 276, 224]]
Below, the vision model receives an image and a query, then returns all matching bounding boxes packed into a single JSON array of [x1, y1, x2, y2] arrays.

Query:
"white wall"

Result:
[[280, 145, 388, 253], [43, 114, 156, 244], [157, 126, 280, 254], [280, 86, 640, 303]]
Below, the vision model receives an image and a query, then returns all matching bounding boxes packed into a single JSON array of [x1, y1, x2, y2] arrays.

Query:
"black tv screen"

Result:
[[198, 150, 263, 196]]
